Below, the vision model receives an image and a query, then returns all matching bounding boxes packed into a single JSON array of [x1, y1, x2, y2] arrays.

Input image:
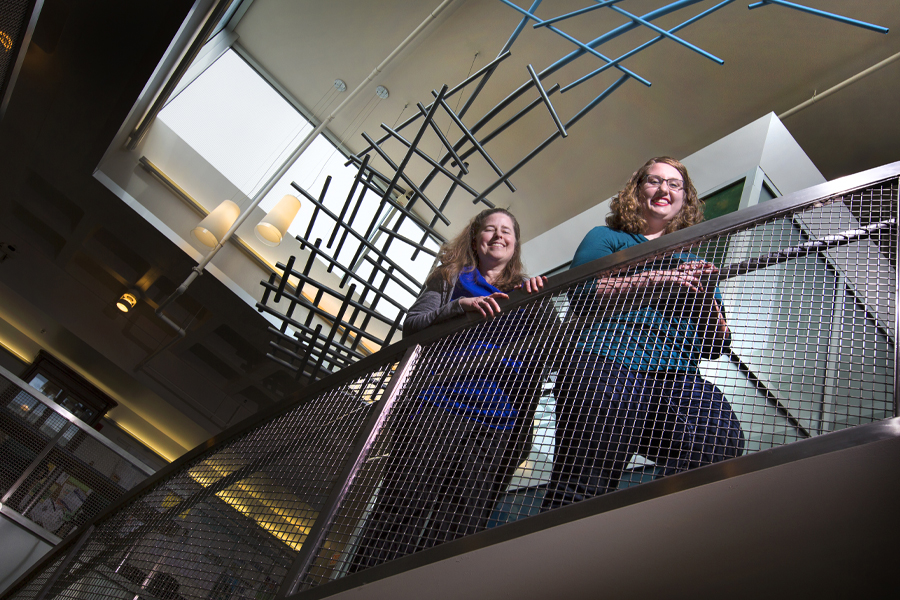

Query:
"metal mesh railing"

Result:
[[3, 170, 897, 600], [2, 358, 401, 600], [0, 367, 153, 541]]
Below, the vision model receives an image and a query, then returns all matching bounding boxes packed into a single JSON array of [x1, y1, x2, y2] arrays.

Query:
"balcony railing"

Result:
[[3, 162, 898, 600], [0, 365, 155, 546]]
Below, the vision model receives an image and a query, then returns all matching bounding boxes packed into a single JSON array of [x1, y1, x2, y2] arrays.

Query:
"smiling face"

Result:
[[638, 161, 686, 237], [475, 212, 517, 272]]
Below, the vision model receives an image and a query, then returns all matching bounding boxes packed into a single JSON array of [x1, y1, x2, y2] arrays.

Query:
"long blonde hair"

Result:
[[606, 156, 703, 235], [429, 208, 527, 292]]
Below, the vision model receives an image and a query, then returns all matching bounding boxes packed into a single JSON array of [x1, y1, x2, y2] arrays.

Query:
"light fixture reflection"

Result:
[[192, 200, 240, 248], [255, 195, 301, 247]]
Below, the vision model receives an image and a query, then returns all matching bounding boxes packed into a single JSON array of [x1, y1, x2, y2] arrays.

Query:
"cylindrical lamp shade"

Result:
[[191, 200, 241, 247], [116, 292, 137, 313], [255, 195, 301, 246]]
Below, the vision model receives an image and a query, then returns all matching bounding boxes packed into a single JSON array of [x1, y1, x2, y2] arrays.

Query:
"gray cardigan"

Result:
[[402, 277, 464, 336]]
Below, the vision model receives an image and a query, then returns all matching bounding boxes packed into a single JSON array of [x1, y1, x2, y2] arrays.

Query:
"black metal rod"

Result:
[[377, 226, 438, 256], [354, 50, 513, 158], [358, 131, 450, 226], [267, 324, 360, 363], [329, 155, 370, 249], [334, 171, 380, 275], [526, 64, 567, 137], [381, 85, 449, 205], [291, 233, 414, 310], [291, 181, 425, 291], [412, 164, 470, 262], [297, 324, 324, 381], [301, 177, 332, 251], [259, 272, 277, 312], [462, 83, 561, 156], [346, 154, 447, 245], [383, 307, 405, 347], [262, 270, 399, 330], [274, 256, 296, 304], [310, 286, 355, 386], [435, 93, 516, 192], [424, 113, 468, 174], [380, 122, 481, 198], [267, 342, 348, 378], [469, 74, 630, 205], [259, 282, 391, 348], [268, 334, 355, 369]]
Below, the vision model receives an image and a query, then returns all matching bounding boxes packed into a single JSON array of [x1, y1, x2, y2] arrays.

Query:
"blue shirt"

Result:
[[571, 226, 723, 373]]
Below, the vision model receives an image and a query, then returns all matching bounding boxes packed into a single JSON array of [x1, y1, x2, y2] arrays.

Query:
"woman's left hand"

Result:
[[517, 276, 547, 294]]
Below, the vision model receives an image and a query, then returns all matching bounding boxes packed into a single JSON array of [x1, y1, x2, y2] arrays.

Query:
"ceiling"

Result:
[[0, 0, 897, 464], [233, 0, 900, 241]]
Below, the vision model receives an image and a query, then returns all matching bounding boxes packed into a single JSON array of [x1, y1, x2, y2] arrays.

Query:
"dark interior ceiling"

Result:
[[0, 0, 897, 463]]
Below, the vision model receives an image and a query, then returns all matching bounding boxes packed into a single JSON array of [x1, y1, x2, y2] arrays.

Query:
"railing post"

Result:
[[895, 180, 900, 418], [0, 425, 70, 505], [276, 344, 422, 598], [32, 525, 95, 600]]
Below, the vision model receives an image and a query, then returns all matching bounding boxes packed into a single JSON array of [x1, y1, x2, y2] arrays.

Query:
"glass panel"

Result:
[[28, 374, 64, 400], [703, 178, 744, 221], [158, 49, 312, 197]]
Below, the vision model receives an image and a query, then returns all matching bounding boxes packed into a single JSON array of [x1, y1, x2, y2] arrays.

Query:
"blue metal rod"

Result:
[[533, 0, 624, 29], [748, 0, 888, 34], [608, 4, 724, 64], [503, 0, 544, 50], [561, 0, 737, 93], [469, 74, 629, 206], [540, 0, 706, 75], [497, 0, 652, 87]]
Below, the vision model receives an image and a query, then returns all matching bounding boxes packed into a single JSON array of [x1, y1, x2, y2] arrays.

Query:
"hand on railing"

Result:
[[459, 276, 548, 318], [458, 292, 509, 317]]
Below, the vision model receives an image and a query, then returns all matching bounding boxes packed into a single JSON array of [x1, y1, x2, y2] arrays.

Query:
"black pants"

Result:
[[349, 402, 528, 572], [543, 351, 745, 510]]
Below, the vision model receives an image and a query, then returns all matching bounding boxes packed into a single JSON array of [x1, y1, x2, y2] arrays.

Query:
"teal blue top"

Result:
[[570, 226, 724, 373]]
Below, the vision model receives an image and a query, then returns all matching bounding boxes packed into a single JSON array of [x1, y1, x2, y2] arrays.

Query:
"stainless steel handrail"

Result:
[[3, 160, 898, 600]]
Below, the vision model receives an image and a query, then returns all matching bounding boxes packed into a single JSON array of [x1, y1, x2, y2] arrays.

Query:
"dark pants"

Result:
[[349, 402, 528, 572], [542, 351, 745, 510]]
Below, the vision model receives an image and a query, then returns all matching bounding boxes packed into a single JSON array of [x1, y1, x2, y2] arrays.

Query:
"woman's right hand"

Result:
[[458, 292, 509, 317]]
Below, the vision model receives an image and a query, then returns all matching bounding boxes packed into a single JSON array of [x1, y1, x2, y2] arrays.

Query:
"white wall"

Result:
[[522, 113, 826, 276], [0, 515, 53, 594]]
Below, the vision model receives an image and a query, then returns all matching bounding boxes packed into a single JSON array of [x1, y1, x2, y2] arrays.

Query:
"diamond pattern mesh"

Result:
[[0, 373, 149, 539], [2, 360, 397, 600], [4, 177, 896, 599]]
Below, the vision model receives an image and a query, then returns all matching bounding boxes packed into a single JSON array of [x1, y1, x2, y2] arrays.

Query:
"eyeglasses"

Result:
[[643, 175, 685, 192]]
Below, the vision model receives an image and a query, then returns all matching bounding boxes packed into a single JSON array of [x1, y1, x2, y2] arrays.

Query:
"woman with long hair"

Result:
[[350, 208, 547, 572]]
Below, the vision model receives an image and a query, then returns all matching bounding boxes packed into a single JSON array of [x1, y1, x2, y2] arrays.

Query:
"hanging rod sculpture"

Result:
[[258, 0, 888, 384]]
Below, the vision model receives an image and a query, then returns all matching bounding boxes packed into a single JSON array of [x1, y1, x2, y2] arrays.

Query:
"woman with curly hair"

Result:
[[542, 156, 745, 510]]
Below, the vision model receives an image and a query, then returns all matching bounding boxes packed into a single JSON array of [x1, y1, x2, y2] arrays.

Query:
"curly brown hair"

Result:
[[606, 156, 703, 235], [429, 208, 527, 292]]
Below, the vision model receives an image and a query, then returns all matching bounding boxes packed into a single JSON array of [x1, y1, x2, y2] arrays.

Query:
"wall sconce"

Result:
[[191, 199, 241, 248], [255, 195, 301, 247], [117, 290, 140, 313]]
